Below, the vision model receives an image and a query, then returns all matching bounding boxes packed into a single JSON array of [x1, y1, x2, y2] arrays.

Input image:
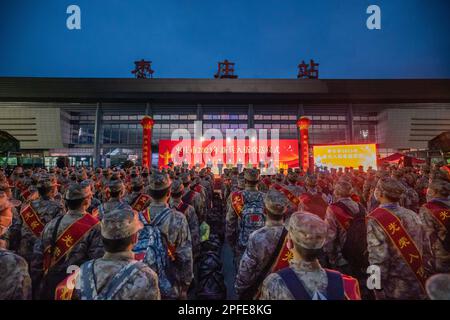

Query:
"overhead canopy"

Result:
[[380, 152, 426, 164], [0, 130, 20, 153]]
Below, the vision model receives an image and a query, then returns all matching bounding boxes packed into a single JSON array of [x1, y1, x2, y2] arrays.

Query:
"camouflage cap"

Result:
[[244, 168, 260, 182], [37, 175, 60, 189], [131, 177, 144, 188], [264, 189, 287, 215], [148, 171, 171, 191], [171, 179, 184, 194], [288, 212, 328, 249], [64, 184, 92, 201], [0, 191, 21, 212], [100, 207, 143, 240], [426, 273, 450, 300], [76, 170, 88, 181], [102, 168, 110, 175], [191, 176, 201, 186], [305, 176, 317, 187], [287, 171, 299, 182], [428, 179, 450, 197], [275, 173, 284, 182], [376, 177, 405, 200], [334, 180, 352, 198], [199, 168, 207, 177], [237, 173, 245, 189], [180, 173, 191, 184], [108, 179, 125, 193]]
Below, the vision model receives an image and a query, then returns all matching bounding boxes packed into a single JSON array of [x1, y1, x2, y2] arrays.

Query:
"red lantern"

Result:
[[140, 116, 155, 168], [297, 117, 311, 172]]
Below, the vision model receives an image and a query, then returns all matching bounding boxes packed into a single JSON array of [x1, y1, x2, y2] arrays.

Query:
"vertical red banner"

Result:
[[140, 116, 155, 168], [297, 116, 311, 172]]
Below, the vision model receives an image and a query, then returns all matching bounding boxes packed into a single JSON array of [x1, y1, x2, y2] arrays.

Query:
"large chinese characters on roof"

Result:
[[158, 139, 299, 173]]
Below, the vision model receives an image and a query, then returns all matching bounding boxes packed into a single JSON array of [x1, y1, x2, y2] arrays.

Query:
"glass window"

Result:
[[103, 115, 112, 121], [162, 115, 170, 120], [180, 115, 188, 120], [254, 115, 263, 120], [239, 115, 247, 120], [188, 115, 197, 120], [153, 115, 162, 120], [289, 115, 297, 120], [129, 115, 138, 120], [280, 115, 289, 120], [170, 115, 179, 120], [272, 115, 281, 120]]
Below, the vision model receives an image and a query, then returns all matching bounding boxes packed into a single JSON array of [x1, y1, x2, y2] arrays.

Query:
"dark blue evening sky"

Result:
[[0, 0, 449, 78]]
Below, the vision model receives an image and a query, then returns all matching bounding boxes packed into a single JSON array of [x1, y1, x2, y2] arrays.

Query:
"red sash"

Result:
[[299, 193, 328, 219], [20, 204, 45, 237], [231, 191, 245, 218], [424, 201, 450, 230], [368, 207, 427, 290], [270, 232, 292, 273], [15, 180, 26, 193], [176, 201, 189, 214], [20, 189, 31, 201], [322, 269, 361, 300], [54, 270, 79, 300], [329, 203, 353, 230], [272, 183, 300, 207], [194, 185, 202, 193], [131, 193, 151, 212], [182, 190, 196, 205], [43, 214, 99, 273]]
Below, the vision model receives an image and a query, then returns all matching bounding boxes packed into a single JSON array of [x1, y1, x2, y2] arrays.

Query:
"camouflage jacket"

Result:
[[182, 188, 204, 222], [225, 188, 265, 251], [147, 202, 193, 292], [367, 203, 431, 299], [17, 197, 65, 264], [259, 259, 328, 300], [31, 210, 104, 297], [169, 198, 200, 259], [76, 251, 160, 300], [98, 198, 131, 219], [419, 198, 450, 273], [0, 245, 32, 300], [235, 221, 285, 298], [323, 197, 361, 268]]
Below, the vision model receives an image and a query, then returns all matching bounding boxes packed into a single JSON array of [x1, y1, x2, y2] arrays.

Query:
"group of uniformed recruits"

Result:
[[0, 162, 449, 300]]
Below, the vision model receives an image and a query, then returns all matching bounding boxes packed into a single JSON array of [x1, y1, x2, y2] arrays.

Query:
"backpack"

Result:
[[237, 191, 266, 249], [79, 260, 141, 300], [334, 202, 369, 272], [277, 267, 345, 300], [136, 208, 177, 299]]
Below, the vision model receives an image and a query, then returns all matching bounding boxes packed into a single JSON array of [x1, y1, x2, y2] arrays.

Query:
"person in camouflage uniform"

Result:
[[235, 188, 288, 299], [415, 165, 431, 205], [226, 168, 265, 270], [324, 180, 366, 272], [283, 171, 305, 217], [97, 177, 132, 220], [179, 173, 204, 223], [31, 184, 104, 299], [16, 175, 65, 266], [144, 171, 193, 299], [75, 207, 160, 300], [259, 212, 360, 300], [419, 179, 450, 273], [0, 180, 22, 252], [124, 177, 151, 210], [169, 179, 200, 260], [367, 177, 432, 300], [0, 192, 31, 300], [80, 179, 102, 216]]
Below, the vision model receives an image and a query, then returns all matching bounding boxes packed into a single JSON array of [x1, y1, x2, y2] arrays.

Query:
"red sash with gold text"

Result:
[[43, 214, 99, 273], [272, 183, 300, 207], [231, 191, 245, 218], [424, 201, 450, 230], [54, 270, 79, 300], [368, 207, 427, 290], [329, 203, 353, 230], [131, 193, 151, 212], [20, 204, 45, 238]]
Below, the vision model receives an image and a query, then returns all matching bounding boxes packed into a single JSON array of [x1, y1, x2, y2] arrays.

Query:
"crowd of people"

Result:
[[0, 161, 449, 300]]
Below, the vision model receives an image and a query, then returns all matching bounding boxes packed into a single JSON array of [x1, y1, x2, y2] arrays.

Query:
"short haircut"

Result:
[[294, 242, 322, 262], [149, 187, 170, 200], [37, 186, 52, 197], [109, 190, 121, 198], [132, 185, 143, 193], [102, 235, 134, 253], [171, 191, 182, 199], [245, 180, 258, 187], [65, 198, 84, 210]]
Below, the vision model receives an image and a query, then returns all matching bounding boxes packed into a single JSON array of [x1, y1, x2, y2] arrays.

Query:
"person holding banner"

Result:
[[367, 177, 432, 299]]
